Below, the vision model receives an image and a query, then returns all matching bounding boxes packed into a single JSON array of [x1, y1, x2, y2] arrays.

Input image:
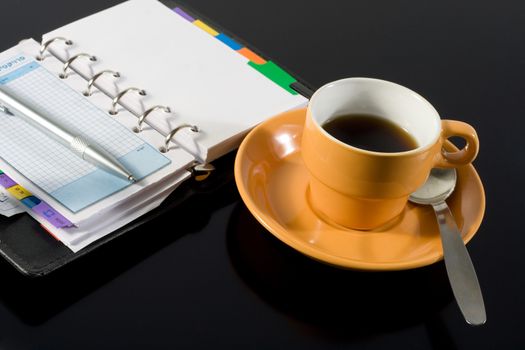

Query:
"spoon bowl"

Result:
[[409, 167, 457, 205]]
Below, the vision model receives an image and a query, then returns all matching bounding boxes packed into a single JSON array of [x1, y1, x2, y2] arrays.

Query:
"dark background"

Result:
[[0, 0, 524, 348]]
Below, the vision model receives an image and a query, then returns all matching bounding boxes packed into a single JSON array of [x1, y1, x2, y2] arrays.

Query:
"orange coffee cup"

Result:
[[301, 78, 479, 230]]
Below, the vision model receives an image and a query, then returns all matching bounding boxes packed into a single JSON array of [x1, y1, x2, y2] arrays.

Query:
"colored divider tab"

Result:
[[172, 6, 298, 96], [248, 61, 298, 95], [215, 33, 243, 50], [173, 7, 195, 22], [0, 173, 17, 188], [21, 195, 41, 209], [193, 20, 219, 36], [33, 201, 73, 228], [7, 184, 31, 200], [0, 169, 74, 230], [237, 47, 266, 64]]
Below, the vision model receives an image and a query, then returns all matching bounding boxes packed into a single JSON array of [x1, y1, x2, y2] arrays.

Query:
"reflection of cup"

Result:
[[301, 78, 479, 230]]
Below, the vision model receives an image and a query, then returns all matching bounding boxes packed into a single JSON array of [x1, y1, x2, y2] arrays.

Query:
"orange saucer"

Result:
[[234, 108, 485, 271]]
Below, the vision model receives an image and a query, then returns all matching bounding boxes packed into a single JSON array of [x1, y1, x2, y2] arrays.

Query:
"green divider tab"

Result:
[[248, 61, 298, 95]]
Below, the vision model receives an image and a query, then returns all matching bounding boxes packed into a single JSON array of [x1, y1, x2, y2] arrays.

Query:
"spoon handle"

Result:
[[432, 201, 486, 326]]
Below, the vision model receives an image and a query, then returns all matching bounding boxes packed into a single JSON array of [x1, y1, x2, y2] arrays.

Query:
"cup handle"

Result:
[[435, 120, 479, 167]]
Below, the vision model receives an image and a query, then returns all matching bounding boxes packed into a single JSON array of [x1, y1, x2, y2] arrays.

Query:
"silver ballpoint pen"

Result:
[[0, 88, 136, 182]]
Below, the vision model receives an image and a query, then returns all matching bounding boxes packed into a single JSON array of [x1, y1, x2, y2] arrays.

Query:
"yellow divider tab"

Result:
[[7, 184, 32, 200], [193, 20, 219, 36]]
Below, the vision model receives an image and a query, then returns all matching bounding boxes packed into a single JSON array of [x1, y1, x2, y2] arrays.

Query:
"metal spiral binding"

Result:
[[109, 87, 146, 115], [84, 70, 120, 96], [160, 124, 199, 153], [37, 37, 211, 179], [37, 37, 73, 61], [134, 105, 171, 133], [60, 53, 97, 79]]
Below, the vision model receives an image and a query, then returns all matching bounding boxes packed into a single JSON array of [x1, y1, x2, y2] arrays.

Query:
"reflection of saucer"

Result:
[[234, 108, 485, 271]]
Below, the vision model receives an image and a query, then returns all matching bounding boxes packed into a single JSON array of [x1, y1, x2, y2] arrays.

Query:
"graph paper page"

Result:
[[0, 54, 171, 212]]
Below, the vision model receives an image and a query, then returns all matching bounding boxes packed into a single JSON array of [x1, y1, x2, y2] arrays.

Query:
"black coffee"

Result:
[[321, 114, 418, 153]]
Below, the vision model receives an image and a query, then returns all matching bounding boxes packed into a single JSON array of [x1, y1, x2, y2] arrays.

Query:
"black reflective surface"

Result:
[[0, 0, 524, 348]]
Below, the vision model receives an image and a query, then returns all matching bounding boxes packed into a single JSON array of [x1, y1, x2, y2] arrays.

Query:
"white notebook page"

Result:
[[44, 0, 308, 162]]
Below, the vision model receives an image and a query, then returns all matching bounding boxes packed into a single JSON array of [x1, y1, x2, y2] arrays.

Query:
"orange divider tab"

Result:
[[193, 20, 219, 36], [7, 184, 32, 200], [237, 47, 266, 64]]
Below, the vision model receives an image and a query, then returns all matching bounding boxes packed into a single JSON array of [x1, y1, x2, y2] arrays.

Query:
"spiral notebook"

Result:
[[0, 0, 309, 263], [0, 53, 174, 213]]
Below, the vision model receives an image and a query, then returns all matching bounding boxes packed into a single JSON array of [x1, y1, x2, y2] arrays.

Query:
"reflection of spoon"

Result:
[[409, 168, 486, 326]]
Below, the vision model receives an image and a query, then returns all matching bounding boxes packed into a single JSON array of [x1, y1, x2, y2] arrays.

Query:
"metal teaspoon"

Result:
[[409, 167, 486, 326]]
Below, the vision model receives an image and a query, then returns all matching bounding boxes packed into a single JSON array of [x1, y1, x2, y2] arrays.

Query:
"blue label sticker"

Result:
[[0, 61, 40, 85]]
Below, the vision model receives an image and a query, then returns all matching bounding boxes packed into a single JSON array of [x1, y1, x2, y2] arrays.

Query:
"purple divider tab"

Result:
[[33, 201, 74, 228], [0, 173, 17, 188], [173, 7, 195, 22]]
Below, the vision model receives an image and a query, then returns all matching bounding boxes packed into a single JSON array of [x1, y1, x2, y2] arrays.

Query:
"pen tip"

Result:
[[128, 175, 136, 183]]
